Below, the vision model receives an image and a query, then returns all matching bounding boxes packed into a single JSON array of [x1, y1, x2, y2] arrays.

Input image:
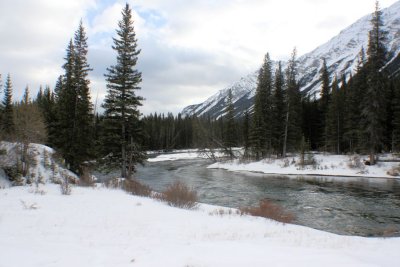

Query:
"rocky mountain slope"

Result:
[[182, 1, 400, 118]]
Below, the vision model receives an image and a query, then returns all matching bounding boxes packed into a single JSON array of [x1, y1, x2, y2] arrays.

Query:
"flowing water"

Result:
[[133, 158, 400, 237]]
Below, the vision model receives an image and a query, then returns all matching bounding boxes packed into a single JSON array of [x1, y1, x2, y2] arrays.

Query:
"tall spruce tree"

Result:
[[223, 89, 236, 159], [102, 3, 145, 178], [319, 58, 330, 150], [325, 76, 345, 153], [272, 61, 285, 156], [1, 74, 14, 138], [73, 21, 94, 167], [56, 39, 77, 169], [55, 21, 93, 172], [250, 53, 273, 159], [283, 48, 302, 157], [242, 109, 250, 158], [344, 49, 366, 152], [392, 78, 400, 151], [362, 1, 388, 164]]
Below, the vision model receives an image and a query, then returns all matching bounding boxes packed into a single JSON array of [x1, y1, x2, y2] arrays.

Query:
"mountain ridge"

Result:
[[182, 1, 400, 118]]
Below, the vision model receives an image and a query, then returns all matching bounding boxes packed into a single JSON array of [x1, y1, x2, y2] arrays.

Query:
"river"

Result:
[[135, 158, 400, 237]]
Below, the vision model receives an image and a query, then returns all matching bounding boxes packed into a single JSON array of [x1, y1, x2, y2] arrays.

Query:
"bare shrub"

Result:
[[79, 166, 96, 187], [240, 199, 294, 224], [104, 177, 152, 197], [104, 177, 124, 188], [123, 179, 152, 197], [348, 155, 365, 169], [387, 165, 400, 177], [160, 181, 198, 209], [282, 158, 290, 168], [382, 225, 399, 237], [60, 171, 72, 195]]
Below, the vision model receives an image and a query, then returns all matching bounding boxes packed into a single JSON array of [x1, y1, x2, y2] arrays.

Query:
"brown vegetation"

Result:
[[240, 199, 294, 224], [159, 181, 198, 209]]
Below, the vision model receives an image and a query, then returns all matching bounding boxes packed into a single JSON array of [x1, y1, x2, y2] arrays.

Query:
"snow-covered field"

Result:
[[1, 184, 399, 267]]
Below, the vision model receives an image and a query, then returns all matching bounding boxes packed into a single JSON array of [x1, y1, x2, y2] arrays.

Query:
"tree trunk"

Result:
[[121, 122, 126, 178]]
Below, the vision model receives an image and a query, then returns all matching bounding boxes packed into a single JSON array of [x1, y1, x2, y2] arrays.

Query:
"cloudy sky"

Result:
[[0, 0, 398, 115]]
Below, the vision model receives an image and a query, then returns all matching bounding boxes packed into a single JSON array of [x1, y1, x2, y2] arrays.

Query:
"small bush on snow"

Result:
[[159, 181, 198, 209], [387, 165, 400, 177], [240, 199, 294, 224], [347, 155, 365, 170], [60, 171, 72, 195], [105, 177, 152, 197]]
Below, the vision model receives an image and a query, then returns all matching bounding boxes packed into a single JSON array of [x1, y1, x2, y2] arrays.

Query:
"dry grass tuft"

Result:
[[159, 181, 198, 209], [240, 199, 294, 224], [104, 177, 152, 197], [123, 179, 152, 197]]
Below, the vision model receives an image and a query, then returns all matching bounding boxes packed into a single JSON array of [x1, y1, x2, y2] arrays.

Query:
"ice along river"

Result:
[[135, 158, 400, 237]]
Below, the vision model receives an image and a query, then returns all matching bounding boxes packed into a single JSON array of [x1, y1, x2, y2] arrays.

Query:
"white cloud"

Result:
[[0, 0, 398, 114]]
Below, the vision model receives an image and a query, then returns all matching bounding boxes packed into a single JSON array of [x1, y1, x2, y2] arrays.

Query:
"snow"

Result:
[[0, 141, 78, 185], [209, 153, 400, 179], [1, 184, 399, 267], [148, 149, 400, 179], [148, 151, 209, 162]]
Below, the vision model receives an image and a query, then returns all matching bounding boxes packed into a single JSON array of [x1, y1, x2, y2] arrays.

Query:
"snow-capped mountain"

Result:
[[182, 1, 400, 118]]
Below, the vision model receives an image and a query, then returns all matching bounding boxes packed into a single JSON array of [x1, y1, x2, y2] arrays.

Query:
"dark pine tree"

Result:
[[325, 76, 345, 154], [250, 53, 273, 159], [242, 109, 250, 158], [102, 3, 145, 178], [223, 89, 236, 159], [362, 1, 388, 164], [1, 74, 14, 139], [283, 48, 302, 157], [73, 21, 94, 168], [56, 39, 78, 170], [319, 58, 331, 150], [392, 78, 400, 152], [272, 61, 286, 156], [344, 49, 366, 153]]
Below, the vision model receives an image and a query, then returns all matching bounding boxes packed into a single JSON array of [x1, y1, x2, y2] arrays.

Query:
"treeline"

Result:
[[142, 3, 400, 165]]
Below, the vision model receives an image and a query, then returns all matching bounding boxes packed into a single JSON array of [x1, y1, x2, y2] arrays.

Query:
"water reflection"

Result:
[[135, 159, 400, 237]]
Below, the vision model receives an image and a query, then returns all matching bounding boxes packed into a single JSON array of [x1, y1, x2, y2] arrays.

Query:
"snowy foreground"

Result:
[[1, 184, 399, 267]]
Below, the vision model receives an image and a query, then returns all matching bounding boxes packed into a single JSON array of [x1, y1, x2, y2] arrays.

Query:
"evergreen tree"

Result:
[[250, 53, 273, 159], [102, 3, 145, 178], [242, 109, 250, 158], [319, 58, 330, 150], [392, 78, 400, 152], [362, 1, 388, 164], [56, 39, 78, 170], [37, 85, 57, 148], [73, 20, 94, 167], [1, 74, 14, 138], [53, 22, 93, 172], [344, 49, 366, 152], [223, 89, 236, 159], [272, 61, 285, 156], [283, 48, 302, 157], [325, 76, 344, 153]]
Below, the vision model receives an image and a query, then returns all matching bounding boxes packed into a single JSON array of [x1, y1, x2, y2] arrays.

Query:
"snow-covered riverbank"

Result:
[[148, 150, 400, 179], [1, 184, 399, 267]]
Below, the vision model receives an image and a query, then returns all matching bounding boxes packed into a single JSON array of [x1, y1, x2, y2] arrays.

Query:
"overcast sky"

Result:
[[0, 0, 398, 115]]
